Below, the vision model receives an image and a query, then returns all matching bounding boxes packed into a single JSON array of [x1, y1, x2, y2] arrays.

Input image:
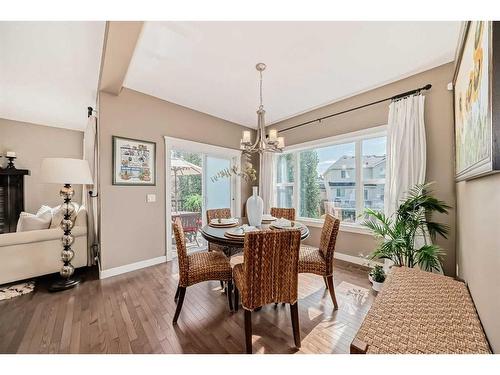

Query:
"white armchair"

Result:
[[0, 207, 88, 285]]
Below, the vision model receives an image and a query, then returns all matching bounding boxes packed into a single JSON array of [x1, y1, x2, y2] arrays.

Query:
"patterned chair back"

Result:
[[241, 229, 301, 310], [319, 214, 341, 275], [173, 218, 189, 287], [206, 208, 231, 223], [270, 207, 296, 221]]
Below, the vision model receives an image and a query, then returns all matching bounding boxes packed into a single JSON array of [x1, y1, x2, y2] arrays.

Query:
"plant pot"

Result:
[[246, 186, 263, 227], [372, 280, 384, 292]]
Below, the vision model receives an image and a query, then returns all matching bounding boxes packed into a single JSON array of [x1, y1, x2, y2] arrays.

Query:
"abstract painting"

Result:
[[113, 136, 156, 185], [454, 21, 493, 180]]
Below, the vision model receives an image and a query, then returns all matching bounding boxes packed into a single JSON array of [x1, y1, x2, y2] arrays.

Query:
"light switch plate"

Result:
[[147, 194, 156, 203]]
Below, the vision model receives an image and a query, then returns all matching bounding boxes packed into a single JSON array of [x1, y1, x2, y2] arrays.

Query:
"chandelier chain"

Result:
[[259, 70, 263, 109]]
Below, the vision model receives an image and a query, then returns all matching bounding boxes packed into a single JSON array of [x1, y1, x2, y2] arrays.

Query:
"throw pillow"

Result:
[[50, 202, 80, 229], [16, 205, 52, 232]]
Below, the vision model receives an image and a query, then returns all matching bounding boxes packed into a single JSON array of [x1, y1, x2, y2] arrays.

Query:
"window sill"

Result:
[[297, 218, 373, 235]]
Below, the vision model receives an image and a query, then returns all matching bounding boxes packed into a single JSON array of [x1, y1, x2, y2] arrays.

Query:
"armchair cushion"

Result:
[[0, 226, 87, 247]]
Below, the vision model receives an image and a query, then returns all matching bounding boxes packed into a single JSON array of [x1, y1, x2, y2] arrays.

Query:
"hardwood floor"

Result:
[[0, 259, 374, 354]]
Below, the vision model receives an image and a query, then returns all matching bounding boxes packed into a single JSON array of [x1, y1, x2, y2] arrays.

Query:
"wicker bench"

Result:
[[351, 266, 491, 354]]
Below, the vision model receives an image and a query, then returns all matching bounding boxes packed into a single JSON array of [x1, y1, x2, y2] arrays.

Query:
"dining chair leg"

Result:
[[220, 280, 224, 290], [234, 287, 239, 311], [174, 284, 180, 302], [290, 302, 301, 348], [244, 309, 252, 354], [323, 276, 328, 289], [227, 280, 234, 311], [326, 275, 339, 310], [172, 287, 186, 324]]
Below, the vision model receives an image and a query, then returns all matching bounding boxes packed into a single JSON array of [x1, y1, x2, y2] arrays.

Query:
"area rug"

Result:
[[0, 281, 35, 301], [336, 281, 370, 304]]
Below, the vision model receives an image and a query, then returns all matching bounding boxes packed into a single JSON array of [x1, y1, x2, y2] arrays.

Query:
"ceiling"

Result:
[[0, 22, 105, 130], [125, 21, 461, 128], [0, 21, 461, 131]]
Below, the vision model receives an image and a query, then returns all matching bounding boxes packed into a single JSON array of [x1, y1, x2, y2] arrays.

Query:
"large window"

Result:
[[275, 153, 295, 208], [274, 128, 387, 224]]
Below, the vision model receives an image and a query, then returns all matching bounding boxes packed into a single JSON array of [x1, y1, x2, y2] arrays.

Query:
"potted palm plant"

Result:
[[362, 183, 450, 273]]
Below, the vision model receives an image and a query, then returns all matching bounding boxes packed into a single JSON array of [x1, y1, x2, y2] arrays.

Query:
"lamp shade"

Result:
[[41, 158, 93, 185]]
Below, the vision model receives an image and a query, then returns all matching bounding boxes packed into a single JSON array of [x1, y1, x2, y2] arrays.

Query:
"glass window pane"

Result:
[[276, 185, 294, 208], [276, 153, 295, 183], [300, 142, 356, 222], [206, 156, 231, 209], [170, 149, 204, 256], [362, 136, 386, 214]]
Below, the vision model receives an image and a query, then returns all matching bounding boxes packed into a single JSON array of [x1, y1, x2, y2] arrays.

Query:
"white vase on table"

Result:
[[246, 186, 263, 227]]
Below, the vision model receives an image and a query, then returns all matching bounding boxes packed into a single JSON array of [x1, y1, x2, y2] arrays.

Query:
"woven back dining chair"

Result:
[[233, 229, 302, 353], [172, 218, 233, 323], [206, 208, 232, 253], [298, 213, 341, 309], [270, 207, 296, 221], [206, 208, 232, 222]]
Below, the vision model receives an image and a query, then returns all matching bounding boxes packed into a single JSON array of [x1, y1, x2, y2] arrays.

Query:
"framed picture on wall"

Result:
[[112, 136, 156, 186], [453, 21, 500, 181]]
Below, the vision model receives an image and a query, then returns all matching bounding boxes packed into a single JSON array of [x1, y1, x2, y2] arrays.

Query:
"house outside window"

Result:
[[274, 126, 387, 225]]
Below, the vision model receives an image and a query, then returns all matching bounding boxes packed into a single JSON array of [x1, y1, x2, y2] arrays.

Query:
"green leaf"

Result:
[[415, 244, 444, 272]]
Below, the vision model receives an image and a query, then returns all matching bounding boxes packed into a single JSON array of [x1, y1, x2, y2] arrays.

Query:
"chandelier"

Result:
[[240, 63, 285, 154]]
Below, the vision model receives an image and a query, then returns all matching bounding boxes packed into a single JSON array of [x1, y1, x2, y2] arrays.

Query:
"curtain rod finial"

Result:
[[87, 106, 94, 118]]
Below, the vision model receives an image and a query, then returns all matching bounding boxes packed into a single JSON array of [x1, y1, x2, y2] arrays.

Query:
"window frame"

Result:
[[273, 125, 387, 234]]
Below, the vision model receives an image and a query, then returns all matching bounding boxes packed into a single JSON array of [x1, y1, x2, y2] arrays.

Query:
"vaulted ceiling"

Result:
[[0, 21, 462, 130], [125, 21, 462, 128], [0, 22, 105, 130]]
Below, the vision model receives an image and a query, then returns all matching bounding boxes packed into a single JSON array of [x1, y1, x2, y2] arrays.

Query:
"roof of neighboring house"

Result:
[[323, 155, 386, 174]]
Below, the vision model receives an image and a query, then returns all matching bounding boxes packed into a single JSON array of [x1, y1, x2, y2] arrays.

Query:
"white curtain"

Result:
[[385, 94, 426, 217], [82, 114, 99, 266], [384, 94, 428, 272], [259, 152, 276, 213]]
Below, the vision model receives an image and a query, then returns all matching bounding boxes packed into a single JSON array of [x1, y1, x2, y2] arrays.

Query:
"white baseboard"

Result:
[[98, 253, 372, 279], [334, 252, 367, 266], [334, 252, 382, 267], [99, 256, 167, 279]]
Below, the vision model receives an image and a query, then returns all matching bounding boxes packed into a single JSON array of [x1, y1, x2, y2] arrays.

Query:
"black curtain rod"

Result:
[[277, 83, 432, 134], [87, 106, 94, 118]]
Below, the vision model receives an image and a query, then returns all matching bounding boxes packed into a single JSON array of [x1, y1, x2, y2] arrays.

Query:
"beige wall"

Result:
[[0, 118, 83, 213], [456, 174, 500, 352], [99, 88, 254, 270], [272, 63, 457, 276]]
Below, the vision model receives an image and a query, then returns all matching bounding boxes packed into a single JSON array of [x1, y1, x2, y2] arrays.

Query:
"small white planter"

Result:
[[372, 280, 384, 292]]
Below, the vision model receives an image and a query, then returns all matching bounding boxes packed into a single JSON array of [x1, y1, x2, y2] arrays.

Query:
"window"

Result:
[[274, 127, 387, 224], [275, 153, 295, 208], [362, 136, 386, 215]]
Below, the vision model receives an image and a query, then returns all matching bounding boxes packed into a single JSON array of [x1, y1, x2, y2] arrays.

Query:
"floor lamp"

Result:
[[41, 158, 93, 292]]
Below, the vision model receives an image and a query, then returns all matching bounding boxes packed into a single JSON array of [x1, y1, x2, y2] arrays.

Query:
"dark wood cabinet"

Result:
[[0, 168, 30, 234]]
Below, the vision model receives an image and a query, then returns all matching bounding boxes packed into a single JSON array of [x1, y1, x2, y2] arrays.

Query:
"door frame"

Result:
[[164, 136, 242, 261]]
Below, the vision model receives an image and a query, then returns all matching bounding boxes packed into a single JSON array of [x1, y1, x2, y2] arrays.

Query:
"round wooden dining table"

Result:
[[200, 219, 310, 256]]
